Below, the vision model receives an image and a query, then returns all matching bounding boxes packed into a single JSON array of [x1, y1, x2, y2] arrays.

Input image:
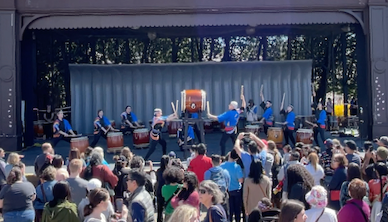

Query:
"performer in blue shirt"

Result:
[[313, 102, 327, 147], [144, 108, 177, 160], [190, 112, 204, 143], [51, 110, 77, 147], [120, 106, 143, 134], [208, 101, 240, 155], [280, 104, 296, 146], [90, 109, 118, 147], [260, 100, 273, 135]]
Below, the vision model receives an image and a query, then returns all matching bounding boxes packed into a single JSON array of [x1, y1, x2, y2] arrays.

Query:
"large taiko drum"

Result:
[[296, 129, 314, 144], [168, 119, 183, 137], [245, 125, 260, 135], [268, 127, 284, 144], [70, 136, 89, 154], [204, 119, 214, 133], [133, 128, 150, 148], [107, 132, 124, 150], [181, 89, 206, 113], [33, 121, 44, 137]]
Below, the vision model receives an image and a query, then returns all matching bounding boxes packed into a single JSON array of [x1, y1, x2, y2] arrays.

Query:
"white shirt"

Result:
[[305, 163, 325, 186], [305, 207, 337, 222]]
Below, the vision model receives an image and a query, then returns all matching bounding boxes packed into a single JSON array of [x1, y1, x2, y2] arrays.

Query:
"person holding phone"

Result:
[[362, 145, 388, 181]]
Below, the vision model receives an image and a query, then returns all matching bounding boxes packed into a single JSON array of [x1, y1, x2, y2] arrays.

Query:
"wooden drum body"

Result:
[[267, 127, 284, 144], [34, 121, 44, 137], [70, 136, 89, 154], [107, 132, 124, 150], [245, 125, 260, 135], [168, 119, 183, 137], [296, 129, 314, 144], [133, 128, 150, 148], [181, 89, 206, 113]]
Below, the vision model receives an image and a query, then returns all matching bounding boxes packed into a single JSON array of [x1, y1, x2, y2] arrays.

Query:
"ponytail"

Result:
[[7, 167, 22, 185], [84, 203, 95, 217]]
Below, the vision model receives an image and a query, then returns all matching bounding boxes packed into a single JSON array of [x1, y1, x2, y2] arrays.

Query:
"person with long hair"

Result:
[[199, 180, 228, 222], [287, 164, 314, 210], [167, 204, 199, 222], [34, 166, 57, 222], [339, 163, 369, 208], [83, 188, 120, 222], [243, 159, 272, 215], [171, 172, 200, 213], [41, 181, 78, 222], [368, 162, 388, 222], [305, 152, 324, 186], [0, 167, 36, 222], [65, 148, 86, 168], [279, 199, 307, 222], [328, 153, 348, 211], [155, 155, 169, 222], [162, 166, 184, 221], [5, 152, 21, 177], [90, 109, 118, 147], [81, 152, 118, 196], [268, 140, 283, 208]]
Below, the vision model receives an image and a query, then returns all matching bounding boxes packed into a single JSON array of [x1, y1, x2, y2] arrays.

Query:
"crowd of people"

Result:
[[0, 131, 388, 222]]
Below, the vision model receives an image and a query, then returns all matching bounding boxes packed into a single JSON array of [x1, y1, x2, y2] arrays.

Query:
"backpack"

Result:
[[210, 169, 227, 193]]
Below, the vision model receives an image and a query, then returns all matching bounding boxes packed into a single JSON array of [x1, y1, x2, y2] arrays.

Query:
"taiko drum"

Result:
[[181, 89, 206, 113]]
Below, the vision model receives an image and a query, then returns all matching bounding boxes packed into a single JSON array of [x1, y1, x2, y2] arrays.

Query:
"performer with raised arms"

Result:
[[144, 107, 178, 160], [51, 110, 77, 147], [208, 100, 240, 156], [259, 85, 273, 135], [90, 109, 118, 147]]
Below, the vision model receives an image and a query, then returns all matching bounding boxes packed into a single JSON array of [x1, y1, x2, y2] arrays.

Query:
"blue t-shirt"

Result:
[[220, 162, 243, 191], [187, 125, 195, 139], [317, 110, 327, 125], [286, 111, 295, 128], [240, 152, 261, 178], [217, 110, 239, 129], [262, 107, 273, 122], [191, 113, 198, 119]]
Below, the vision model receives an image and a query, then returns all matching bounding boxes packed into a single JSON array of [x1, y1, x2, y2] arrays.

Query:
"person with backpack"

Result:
[[34, 143, 54, 178], [277, 151, 301, 199], [162, 166, 184, 221], [204, 154, 231, 218]]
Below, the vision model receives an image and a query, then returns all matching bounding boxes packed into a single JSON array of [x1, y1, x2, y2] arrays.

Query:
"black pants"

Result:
[[156, 195, 165, 222], [327, 112, 332, 130], [313, 126, 326, 147], [283, 128, 296, 146], [241, 183, 246, 222], [90, 131, 107, 147], [220, 132, 236, 156], [145, 136, 167, 160], [263, 123, 272, 135], [43, 123, 53, 139], [193, 124, 203, 143], [51, 135, 71, 147], [228, 190, 242, 222]]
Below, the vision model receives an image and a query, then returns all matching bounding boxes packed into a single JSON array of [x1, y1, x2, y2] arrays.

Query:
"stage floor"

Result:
[[22, 131, 365, 167]]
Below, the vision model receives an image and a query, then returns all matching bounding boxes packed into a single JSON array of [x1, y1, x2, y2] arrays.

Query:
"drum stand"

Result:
[[181, 111, 206, 159]]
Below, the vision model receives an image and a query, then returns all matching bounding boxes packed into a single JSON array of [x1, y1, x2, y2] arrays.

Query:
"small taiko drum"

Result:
[[204, 119, 214, 133], [168, 119, 183, 138], [110, 120, 116, 128], [245, 125, 260, 135], [33, 121, 44, 137], [267, 127, 284, 144], [181, 89, 206, 113], [296, 129, 314, 144], [107, 132, 124, 150], [70, 136, 89, 154], [133, 128, 150, 148]]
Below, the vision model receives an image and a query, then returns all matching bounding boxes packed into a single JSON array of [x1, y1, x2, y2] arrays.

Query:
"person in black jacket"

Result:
[[155, 155, 169, 222]]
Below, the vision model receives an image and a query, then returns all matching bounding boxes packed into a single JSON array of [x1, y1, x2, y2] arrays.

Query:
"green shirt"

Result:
[[161, 184, 182, 215]]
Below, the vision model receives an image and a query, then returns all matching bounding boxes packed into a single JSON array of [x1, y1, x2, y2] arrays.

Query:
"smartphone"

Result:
[[116, 198, 123, 213], [244, 133, 250, 137], [369, 146, 374, 152]]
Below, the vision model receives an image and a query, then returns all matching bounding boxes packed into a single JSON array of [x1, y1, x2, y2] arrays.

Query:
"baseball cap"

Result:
[[344, 140, 357, 151], [87, 178, 102, 191], [324, 139, 333, 146], [169, 151, 176, 158], [377, 147, 388, 160]]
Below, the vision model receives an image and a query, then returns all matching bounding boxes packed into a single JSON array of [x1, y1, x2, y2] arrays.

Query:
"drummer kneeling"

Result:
[[51, 110, 77, 147]]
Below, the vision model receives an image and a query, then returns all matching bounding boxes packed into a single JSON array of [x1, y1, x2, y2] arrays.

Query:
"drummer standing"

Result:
[[260, 100, 273, 135], [313, 102, 327, 147], [90, 109, 117, 147], [144, 108, 177, 160], [51, 110, 76, 147], [280, 104, 296, 146], [120, 106, 142, 134], [208, 101, 240, 156]]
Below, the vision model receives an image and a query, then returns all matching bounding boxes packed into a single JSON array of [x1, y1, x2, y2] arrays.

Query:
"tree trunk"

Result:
[[222, 36, 231, 61], [209, 38, 214, 61], [262, 36, 268, 60], [172, 38, 178, 63]]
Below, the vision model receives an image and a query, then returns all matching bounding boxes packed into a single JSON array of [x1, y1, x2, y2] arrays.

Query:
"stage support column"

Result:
[[369, 5, 388, 138], [0, 9, 21, 151]]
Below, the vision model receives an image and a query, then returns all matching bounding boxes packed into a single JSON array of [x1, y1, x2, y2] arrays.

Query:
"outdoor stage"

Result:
[[20, 130, 366, 168]]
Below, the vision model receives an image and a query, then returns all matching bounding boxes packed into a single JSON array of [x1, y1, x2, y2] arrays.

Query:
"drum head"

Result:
[[134, 128, 148, 133], [108, 132, 123, 137]]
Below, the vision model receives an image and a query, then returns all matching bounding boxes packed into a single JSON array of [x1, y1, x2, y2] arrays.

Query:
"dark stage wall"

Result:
[[69, 61, 312, 134]]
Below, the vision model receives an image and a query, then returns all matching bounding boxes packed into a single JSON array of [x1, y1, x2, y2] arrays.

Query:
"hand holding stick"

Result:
[[260, 85, 264, 101], [171, 102, 176, 114], [280, 93, 285, 110]]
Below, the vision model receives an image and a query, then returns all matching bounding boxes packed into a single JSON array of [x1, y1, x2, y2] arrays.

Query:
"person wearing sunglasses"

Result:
[[199, 180, 228, 222]]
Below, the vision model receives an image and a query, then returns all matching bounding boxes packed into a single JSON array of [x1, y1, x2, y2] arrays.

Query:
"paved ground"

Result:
[[20, 130, 367, 174]]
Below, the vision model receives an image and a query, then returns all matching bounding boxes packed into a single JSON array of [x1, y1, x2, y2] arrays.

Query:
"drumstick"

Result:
[[281, 93, 285, 108], [207, 101, 210, 115], [241, 85, 244, 96], [260, 85, 263, 93], [171, 102, 176, 114], [176, 100, 179, 116]]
